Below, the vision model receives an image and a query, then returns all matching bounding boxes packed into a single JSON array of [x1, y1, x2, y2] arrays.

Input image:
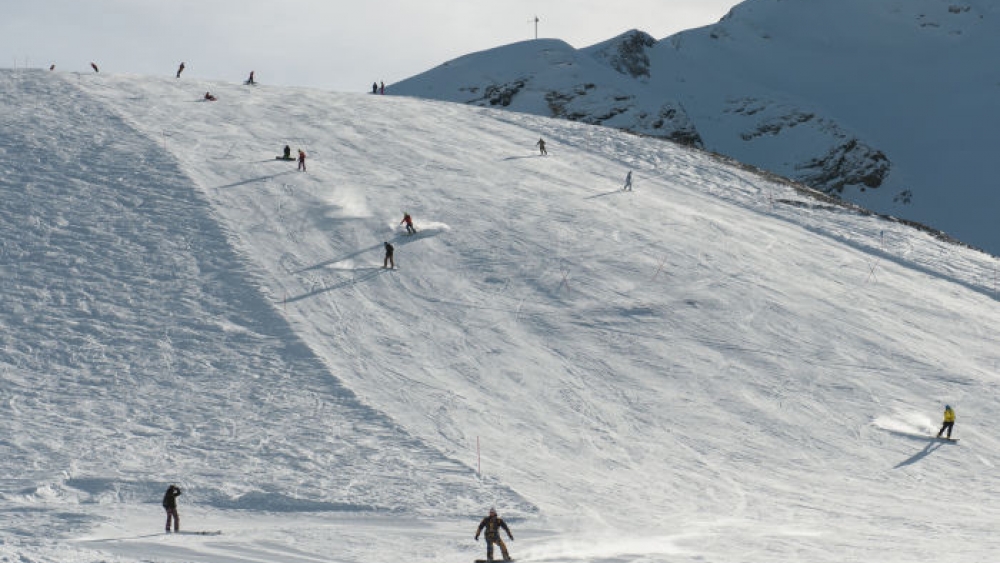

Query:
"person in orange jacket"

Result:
[[475, 507, 513, 561], [297, 149, 307, 172]]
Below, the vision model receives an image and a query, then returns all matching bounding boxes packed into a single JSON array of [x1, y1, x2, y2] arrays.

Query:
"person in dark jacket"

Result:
[[474, 507, 513, 561], [176, 62, 185, 78], [282, 145, 292, 160], [162, 485, 182, 532], [535, 137, 547, 155], [383, 241, 395, 269]]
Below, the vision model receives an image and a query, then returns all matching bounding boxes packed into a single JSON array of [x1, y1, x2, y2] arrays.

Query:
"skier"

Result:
[[474, 507, 513, 562], [380, 81, 385, 95], [623, 170, 633, 191], [383, 241, 395, 269], [372, 81, 378, 94], [297, 149, 307, 171], [282, 145, 292, 160], [176, 62, 185, 78], [400, 212, 416, 235], [936, 405, 955, 439], [90, 62, 99, 73], [162, 484, 182, 533], [535, 138, 547, 156], [246, 70, 256, 85]]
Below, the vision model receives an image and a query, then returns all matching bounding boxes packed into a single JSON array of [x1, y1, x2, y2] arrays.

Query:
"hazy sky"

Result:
[[2, 1, 738, 92]]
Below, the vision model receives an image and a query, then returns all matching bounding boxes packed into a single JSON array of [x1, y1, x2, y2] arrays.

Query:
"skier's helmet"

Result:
[[945, 405, 951, 410], [489, 507, 497, 516]]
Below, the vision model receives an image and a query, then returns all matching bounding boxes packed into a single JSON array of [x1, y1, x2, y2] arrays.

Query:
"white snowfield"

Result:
[[1, 69, 999, 563]]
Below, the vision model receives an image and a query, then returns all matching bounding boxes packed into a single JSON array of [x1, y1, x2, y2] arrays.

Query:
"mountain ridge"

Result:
[[391, 0, 1000, 255]]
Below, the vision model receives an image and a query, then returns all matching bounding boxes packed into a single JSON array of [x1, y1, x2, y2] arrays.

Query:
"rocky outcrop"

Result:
[[796, 139, 890, 194], [587, 30, 657, 79]]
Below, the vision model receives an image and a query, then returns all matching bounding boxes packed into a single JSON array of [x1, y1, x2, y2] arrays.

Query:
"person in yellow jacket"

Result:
[[936, 405, 955, 439]]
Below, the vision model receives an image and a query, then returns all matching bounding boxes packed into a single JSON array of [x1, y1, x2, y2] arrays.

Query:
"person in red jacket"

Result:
[[297, 149, 307, 171], [474, 507, 513, 561], [400, 212, 416, 235]]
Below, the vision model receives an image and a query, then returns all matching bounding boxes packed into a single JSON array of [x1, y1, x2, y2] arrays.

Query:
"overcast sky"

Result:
[[2, 1, 738, 92]]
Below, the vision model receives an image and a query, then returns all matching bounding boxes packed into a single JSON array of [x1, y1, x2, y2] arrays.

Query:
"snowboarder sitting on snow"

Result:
[[281, 145, 292, 160], [204, 92, 217, 101], [937, 405, 955, 439], [162, 484, 182, 533], [535, 137, 547, 155], [475, 507, 513, 562], [383, 241, 395, 269], [400, 213, 416, 235]]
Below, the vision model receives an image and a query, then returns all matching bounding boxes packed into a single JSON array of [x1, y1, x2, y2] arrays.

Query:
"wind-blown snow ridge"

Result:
[[1, 68, 1000, 563]]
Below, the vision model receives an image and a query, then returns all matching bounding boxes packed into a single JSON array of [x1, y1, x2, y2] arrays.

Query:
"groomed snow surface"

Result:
[[1, 69, 999, 563]]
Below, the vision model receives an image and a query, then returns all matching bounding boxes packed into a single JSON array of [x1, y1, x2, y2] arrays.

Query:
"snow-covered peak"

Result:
[[393, 0, 1000, 255]]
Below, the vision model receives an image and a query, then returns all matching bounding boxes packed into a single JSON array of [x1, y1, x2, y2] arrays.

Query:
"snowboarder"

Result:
[[475, 507, 513, 562], [90, 62, 99, 73], [623, 170, 633, 191], [372, 82, 378, 94], [245, 70, 255, 85], [383, 241, 395, 269], [49, 64, 55, 71], [162, 484, 182, 533], [282, 145, 292, 160], [535, 138, 547, 156], [937, 405, 955, 439], [204, 91, 217, 101], [176, 62, 185, 78], [297, 149, 307, 171], [400, 212, 416, 235], [380, 81, 385, 95]]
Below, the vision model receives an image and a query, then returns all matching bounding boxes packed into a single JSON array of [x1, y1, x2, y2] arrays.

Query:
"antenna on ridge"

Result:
[[528, 15, 539, 39]]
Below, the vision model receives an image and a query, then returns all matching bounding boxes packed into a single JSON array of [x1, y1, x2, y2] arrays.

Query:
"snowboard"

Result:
[[475, 560, 513, 563], [174, 530, 222, 536], [275, 156, 295, 161]]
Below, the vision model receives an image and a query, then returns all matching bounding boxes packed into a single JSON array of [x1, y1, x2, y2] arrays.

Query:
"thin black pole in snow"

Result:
[[477, 436, 481, 476]]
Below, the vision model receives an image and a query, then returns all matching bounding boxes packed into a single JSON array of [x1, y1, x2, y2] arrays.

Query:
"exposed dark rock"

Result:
[[796, 139, 890, 193], [590, 31, 657, 79]]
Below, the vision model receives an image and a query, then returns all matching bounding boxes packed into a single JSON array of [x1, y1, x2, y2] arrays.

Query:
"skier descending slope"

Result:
[[474, 507, 514, 562]]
